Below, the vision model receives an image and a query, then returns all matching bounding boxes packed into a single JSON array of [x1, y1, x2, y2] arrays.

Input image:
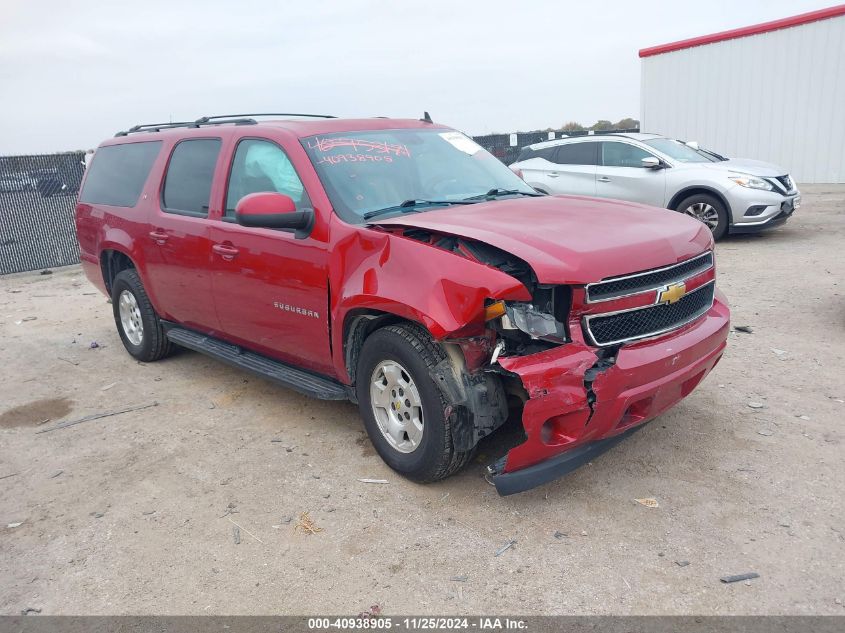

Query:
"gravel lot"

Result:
[[1, 185, 843, 615]]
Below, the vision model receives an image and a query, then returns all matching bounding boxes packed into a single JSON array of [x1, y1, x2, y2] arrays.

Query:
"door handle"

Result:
[[548, 172, 560, 178], [148, 230, 169, 245], [598, 176, 611, 183], [212, 243, 240, 261]]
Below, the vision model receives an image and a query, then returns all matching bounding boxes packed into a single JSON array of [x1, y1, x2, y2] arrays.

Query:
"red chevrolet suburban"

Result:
[[75, 114, 730, 495]]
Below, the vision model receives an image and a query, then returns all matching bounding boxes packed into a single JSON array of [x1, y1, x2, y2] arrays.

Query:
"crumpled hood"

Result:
[[699, 157, 788, 177], [374, 195, 713, 285]]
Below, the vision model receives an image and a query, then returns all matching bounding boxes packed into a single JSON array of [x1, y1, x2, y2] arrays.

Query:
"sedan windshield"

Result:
[[302, 129, 538, 223], [643, 138, 719, 163]]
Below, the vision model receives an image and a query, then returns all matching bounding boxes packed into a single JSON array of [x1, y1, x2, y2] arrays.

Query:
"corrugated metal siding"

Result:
[[641, 15, 845, 183]]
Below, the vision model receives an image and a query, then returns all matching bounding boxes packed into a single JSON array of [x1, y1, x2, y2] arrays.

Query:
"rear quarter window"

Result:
[[518, 147, 557, 162], [79, 141, 162, 207], [553, 142, 598, 165]]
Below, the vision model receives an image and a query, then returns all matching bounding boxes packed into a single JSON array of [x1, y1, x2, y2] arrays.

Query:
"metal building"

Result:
[[640, 5, 845, 183]]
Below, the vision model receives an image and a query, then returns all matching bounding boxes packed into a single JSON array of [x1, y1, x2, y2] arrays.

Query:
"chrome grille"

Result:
[[586, 252, 713, 303], [584, 282, 715, 346]]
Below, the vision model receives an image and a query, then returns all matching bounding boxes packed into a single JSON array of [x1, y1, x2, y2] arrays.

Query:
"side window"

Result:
[[162, 139, 221, 216], [225, 139, 310, 217], [553, 143, 598, 166], [601, 142, 654, 168], [515, 147, 535, 162], [79, 141, 162, 207], [537, 147, 558, 161]]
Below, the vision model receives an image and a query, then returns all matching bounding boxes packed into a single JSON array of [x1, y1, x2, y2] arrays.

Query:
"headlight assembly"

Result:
[[728, 174, 773, 191]]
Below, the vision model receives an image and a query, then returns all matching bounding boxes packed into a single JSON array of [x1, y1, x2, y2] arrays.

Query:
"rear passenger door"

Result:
[[142, 138, 222, 331], [542, 142, 598, 196], [596, 141, 666, 207]]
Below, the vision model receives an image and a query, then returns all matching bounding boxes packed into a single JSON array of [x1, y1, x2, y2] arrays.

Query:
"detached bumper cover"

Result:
[[492, 425, 644, 496], [490, 292, 730, 495]]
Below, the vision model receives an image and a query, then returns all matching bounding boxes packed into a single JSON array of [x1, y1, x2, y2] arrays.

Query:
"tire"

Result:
[[675, 193, 729, 240], [355, 323, 474, 483], [111, 269, 173, 362]]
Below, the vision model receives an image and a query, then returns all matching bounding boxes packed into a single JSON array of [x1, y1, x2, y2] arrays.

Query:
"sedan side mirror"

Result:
[[685, 140, 700, 150], [641, 156, 663, 169], [235, 192, 314, 239]]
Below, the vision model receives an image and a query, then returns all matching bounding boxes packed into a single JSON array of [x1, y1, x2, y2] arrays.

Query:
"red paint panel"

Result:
[[640, 4, 845, 58], [328, 218, 532, 383], [376, 196, 713, 285]]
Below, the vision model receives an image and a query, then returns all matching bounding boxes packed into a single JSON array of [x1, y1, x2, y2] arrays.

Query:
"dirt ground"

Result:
[[1, 185, 843, 616]]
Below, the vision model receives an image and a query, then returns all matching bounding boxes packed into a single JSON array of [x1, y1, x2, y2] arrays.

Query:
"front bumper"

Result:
[[727, 185, 801, 232], [729, 203, 798, 234], [490, 291, 730, 495]]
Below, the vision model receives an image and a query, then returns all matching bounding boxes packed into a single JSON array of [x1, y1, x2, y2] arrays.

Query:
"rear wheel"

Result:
[[111, 269, 173, 362], [355, 323, 474, 483], [676, 193, 729, 240]]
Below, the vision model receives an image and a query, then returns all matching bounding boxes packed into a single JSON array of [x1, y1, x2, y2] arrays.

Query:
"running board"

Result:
[[166, 328, 349, 401]]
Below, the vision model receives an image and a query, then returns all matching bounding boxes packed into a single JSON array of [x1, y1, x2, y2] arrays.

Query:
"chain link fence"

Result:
[[0, 152, 86, 275], [0, 129, 639, 275]]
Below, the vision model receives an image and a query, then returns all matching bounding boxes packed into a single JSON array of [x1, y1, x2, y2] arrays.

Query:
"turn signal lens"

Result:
[[484, 300, 507, 321]]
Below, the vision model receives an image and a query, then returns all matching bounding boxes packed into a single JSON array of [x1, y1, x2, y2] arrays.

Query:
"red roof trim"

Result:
[[639, 4, 845, 58]]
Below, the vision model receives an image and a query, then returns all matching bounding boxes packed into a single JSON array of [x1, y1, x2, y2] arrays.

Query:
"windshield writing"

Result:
[[302, 129, 536, 223]]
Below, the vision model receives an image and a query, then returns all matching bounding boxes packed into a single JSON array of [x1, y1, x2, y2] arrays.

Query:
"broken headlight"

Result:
[[501, 303, 566, 342], [486, 286, 570, 345]]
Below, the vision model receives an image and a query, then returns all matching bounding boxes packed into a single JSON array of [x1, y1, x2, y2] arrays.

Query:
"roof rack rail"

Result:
[[115, 112, 338, 137], [194, 113, 337, 123], [114, 121, 197, 137]]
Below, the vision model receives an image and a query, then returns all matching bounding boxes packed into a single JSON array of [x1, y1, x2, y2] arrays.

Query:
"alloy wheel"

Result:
[[683, 202, 720, 230], [369, 360, 424, 453], [118, 289, 144, 346]]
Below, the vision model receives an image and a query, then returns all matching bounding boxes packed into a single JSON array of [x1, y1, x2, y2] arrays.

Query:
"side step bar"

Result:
[[166, 327, 349, 401]]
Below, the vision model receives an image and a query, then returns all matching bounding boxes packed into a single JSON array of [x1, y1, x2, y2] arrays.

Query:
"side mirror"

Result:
[[685, 140, 700, 150], [641, 156, 663, 169], [235, 192, 314, 239]]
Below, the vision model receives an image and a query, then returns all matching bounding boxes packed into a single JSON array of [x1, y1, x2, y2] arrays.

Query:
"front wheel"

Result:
[[355, 324, 474, 483], [676, 193, 729, 240]]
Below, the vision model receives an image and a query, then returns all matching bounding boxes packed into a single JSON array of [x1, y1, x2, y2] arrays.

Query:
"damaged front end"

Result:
[[387, 226, 584, 454], [361, 223, 729, 496], [442, 258, 728, 497]]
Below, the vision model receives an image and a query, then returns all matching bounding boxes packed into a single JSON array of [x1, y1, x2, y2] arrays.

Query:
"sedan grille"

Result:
[[586, 252, 713, 302], [585, 282, 715, 346], [773, 175, 794, 193]]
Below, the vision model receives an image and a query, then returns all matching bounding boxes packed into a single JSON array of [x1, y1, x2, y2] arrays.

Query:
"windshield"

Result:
[[643, 138, 719, 163], [302, 128, 537, 223]]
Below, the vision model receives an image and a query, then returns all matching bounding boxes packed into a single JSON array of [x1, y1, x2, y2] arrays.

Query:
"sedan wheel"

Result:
[[683, 201, 720, 230], [675, 193, 729, 240]]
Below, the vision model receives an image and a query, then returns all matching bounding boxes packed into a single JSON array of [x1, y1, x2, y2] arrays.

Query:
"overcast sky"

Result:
[[0, 0, 834, 154]]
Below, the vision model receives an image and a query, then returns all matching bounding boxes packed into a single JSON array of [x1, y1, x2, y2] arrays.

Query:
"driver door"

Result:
[[209, 136, 332, 375]]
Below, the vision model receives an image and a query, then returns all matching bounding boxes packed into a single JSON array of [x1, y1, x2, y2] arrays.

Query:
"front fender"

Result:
[[329, 223, 531, 382]]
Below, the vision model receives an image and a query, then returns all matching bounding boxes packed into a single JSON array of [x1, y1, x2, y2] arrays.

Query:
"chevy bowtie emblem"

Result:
[[657, 282, 686, 305]]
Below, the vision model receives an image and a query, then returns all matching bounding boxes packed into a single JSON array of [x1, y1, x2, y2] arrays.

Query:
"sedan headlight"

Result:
[[728, 173, 773, 191]]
